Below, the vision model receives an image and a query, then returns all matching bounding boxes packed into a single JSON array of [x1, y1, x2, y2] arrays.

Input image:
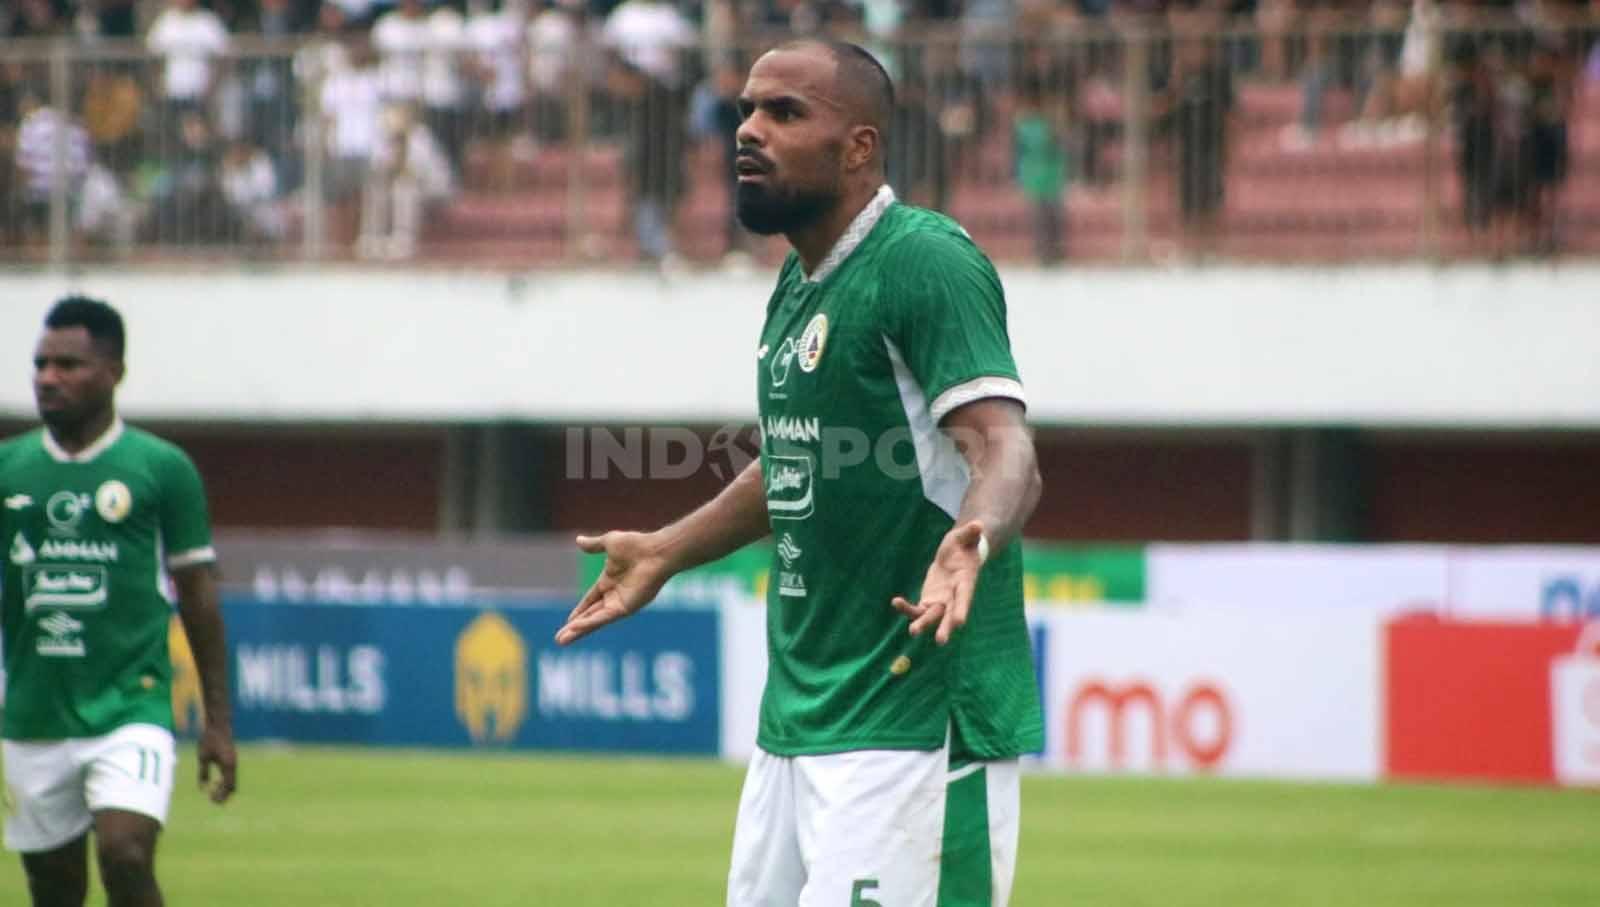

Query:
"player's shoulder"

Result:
[[117, 425, 199, 472], [870, 204, 1003, 301], [0, 428, 45, 466], [876, 203, 990, 268]]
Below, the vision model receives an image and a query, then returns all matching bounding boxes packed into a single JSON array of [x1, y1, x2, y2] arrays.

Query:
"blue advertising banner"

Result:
[[180, 597, 720, 754]]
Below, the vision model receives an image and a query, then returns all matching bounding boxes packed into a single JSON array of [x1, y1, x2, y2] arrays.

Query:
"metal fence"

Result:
[[3, 20, 1597, 269]]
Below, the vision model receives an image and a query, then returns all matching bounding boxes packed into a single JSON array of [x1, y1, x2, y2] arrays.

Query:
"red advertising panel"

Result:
[[1384, 615, 1590, 784]]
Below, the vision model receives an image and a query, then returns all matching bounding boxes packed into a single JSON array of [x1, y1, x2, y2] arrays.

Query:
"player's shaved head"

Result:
[[774, 38, 894, 143]]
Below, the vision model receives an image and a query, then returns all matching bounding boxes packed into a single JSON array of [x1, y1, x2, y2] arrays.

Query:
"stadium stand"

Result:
[[2, 1, 1597, 267]]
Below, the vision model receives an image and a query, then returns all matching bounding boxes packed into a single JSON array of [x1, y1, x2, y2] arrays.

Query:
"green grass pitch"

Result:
[[3, 744, 1597, 906]]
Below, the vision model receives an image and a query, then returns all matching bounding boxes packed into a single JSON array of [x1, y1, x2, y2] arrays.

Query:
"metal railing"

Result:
[[3, 19, 1597, 269]]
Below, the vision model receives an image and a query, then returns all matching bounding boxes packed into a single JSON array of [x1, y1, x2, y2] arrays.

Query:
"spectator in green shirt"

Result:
[[1013, 74, 1071, 265]]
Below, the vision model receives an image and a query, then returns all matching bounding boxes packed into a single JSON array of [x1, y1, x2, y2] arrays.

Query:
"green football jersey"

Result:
[[754, 187, 1044, 759], [0, 420, 215, 740]]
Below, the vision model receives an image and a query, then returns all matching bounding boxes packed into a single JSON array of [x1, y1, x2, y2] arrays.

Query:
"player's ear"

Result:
[[846, 125, 879, 173], [110, 359, 126, 385]]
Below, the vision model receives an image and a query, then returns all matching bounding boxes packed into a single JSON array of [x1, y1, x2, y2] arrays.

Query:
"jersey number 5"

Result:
[[851, 879, 882, 907]]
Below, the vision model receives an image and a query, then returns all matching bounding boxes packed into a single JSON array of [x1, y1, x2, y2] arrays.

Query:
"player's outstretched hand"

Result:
[[198, 723, 237, 804], [891, 521, 987, 646], [556, 532, 673, 646]]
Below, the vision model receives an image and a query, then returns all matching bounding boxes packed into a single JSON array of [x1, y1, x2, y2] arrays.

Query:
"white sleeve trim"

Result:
[[929, 377, 1027, 424], [166, 546, 217, 570]]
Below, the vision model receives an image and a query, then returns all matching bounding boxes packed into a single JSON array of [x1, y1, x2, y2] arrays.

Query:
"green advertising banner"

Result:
[[1021, 544, 1145, 606], [582, 542, 1144, 608]]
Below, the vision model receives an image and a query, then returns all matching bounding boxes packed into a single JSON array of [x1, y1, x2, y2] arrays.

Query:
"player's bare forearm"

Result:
[[558, 461, 769, 646], [651, 459, 771, 574], [174, 564, 232, 731], [943, 398, 1042, 550]]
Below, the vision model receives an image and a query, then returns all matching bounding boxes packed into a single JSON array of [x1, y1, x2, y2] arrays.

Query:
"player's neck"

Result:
[[46, 407, 117, 456], [789, 181, 882, 277]]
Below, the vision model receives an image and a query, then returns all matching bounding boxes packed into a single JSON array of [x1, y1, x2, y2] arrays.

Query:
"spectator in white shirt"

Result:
[[373, 0, 470, 172], [319, 38, 385, 201], [373, 0, 434, 103], [467, 0, 530, 142], [602, 0, 694, 88], [527, 0, 602, 142], [360, 103, 455, 260], [423, 0, 470, 172], [220, 139, 287, 242], [14, 88, 91, 237], [146, 0, 230, 104], [146, 0, 230, 154]]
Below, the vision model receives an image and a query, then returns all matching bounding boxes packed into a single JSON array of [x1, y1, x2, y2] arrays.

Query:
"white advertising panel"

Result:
[[719, 599, 767, 762], [1146, 544, 1448, 616], [1447, 547, 1600, 622], [1040, 608, 1382, 781], [1550, 624, 1600, 786]]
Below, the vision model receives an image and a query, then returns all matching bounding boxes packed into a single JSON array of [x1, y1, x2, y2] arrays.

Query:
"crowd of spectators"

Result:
[[2, 0, 1597, 263]]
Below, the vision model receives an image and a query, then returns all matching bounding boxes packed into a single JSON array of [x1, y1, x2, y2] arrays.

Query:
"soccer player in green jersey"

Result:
[[2, 297, 236, 907], [557, 39, 1043, 906]]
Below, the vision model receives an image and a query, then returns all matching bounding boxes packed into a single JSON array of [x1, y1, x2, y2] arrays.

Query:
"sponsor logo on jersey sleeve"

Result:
[[456, 611, 529, 744], [764, 455, 815, 521], [797, 314, 828, 373], [36, 611, 86, 657], [96, 480, 133, 523]]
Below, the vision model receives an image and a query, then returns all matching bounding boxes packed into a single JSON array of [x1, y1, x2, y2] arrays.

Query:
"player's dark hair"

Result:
[[778, 38, 895, 139], [45, 295, 125, 362]]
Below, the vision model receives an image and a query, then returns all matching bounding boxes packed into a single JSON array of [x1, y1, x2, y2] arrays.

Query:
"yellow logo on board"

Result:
[[169, 615, 205, 734], [455, 612, 528, 744]]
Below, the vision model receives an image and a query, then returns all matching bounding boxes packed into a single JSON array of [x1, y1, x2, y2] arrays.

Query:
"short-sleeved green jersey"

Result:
[[754, 187, 1044, 759], [0, 419, 215, 740]]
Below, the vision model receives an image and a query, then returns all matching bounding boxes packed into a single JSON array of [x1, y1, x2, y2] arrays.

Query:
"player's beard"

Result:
[[735, 179, 837, 236]]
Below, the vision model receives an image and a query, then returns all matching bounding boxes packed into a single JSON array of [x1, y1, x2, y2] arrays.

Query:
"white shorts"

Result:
[[3, 723, 177, 853], [727, 743, 1021, 907]]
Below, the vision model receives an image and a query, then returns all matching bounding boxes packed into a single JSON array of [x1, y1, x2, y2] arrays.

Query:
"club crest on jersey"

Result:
[[96, 480, 132, 523], [797, 314, 828, 373]]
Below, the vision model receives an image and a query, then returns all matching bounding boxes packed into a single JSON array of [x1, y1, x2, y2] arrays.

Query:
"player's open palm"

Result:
[[892, 521, 986, 645], [556, 532, 673, 645]]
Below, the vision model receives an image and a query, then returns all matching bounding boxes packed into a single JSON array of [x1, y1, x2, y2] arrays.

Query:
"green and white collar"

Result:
[[42, 416, 125, 464], [804, 184, 896, 285]]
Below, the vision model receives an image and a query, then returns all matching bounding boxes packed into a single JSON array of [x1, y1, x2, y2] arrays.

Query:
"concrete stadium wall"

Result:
[[2, 264, 1597, 427]]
